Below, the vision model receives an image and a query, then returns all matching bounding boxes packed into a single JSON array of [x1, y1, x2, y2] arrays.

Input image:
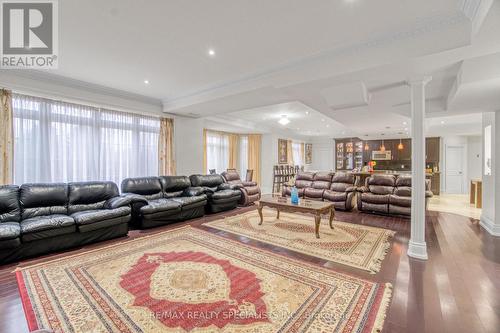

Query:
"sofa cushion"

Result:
[[368, 175, 396, 187], [330, 182, 352, 192], [189, 174, 224, 188], [171, 195, 207, 209], [68, 182, 119, 214], [368, 185, 394, 195], [140, 199, 181, 215], [394, 186, 411, 197], [221, 171, 241, 182], [71, 207, 131, 225], [160, 176, 191, 194], [0, 222, 21, 240], [332, 172, 355, 184], [323, 190, 347, 202], [296, 172, 315, 181], [121, 177, 163, 201], [311, 180, 331, 190], [211, 190, 241, 201], [20, 214, 76, 242], [389, 195, 411, 207], [304, 188, 325, 199], [20, 183, 68, 219], [295, 180, 313, 189], [244, 186, 260, 196], [361, 193, 390, 204], [0, 185, 20, 223], [313, 172, 333, 182], [395, 176, 412, 187]]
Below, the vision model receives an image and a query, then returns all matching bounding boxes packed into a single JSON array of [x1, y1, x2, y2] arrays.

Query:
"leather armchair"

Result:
[[121, 176, 207, 228], [221, 171, 261, 206], [189, 174, 241, 213], [357, 174, 396, 214], [1, 182, 131, 265], [388, 175, 433, 216], [323, 172, 357, 211], [282, 171, 315, 197]]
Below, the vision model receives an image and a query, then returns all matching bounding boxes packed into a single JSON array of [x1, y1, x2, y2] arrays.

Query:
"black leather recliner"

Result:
[[0, 182, 131, 264], [189, 174, 241, 213], [121, 176, 207, 228]]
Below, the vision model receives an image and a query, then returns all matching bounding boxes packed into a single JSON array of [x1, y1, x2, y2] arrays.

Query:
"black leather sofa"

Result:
[[189, 174, 241, 213], [121, 176, 208, 228], [0, 182, 131, 264]]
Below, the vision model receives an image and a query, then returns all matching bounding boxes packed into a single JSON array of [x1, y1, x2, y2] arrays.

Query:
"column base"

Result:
[[480, 215, 500, 236], [407, 240, 428, 260]]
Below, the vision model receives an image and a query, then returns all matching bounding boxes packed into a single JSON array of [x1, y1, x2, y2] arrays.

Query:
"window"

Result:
[[205, 131, 229, 173], [12, 94, 160, 185], [292, 142, 303, 166], [239, 135, 248, 177]]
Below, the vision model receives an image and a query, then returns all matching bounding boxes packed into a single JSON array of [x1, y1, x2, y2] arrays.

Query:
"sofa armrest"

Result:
[[120, 193, 149, 204], [218, 183, 239, 191], [345, 186, 356, 193], [183, 187, 205, 197], [242, 181, 257, 187], [104, 196, 134, 209], [357, 186, 369, 193]]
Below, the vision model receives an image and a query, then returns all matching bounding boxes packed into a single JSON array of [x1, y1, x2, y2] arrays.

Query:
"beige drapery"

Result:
[[247, 134, 261, 185], [287, 139, 294, 165], [0, 89, 13, 185], [228, 133, 239, 170], [158, 117, 176, 175], [203, 129, 208, 173], [300, 142, 305, 166]]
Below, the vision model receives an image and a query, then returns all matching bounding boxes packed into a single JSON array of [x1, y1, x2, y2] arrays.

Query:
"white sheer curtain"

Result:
[[206, 131, 229, 174], [292, 142, 303, 166], [12, 94, 160, 185], [239, 135, 248, 177]]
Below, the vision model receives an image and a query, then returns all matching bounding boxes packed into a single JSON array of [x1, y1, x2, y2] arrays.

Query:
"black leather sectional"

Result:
[[0, 182, 132, 264], [121, 176, 208, 228], [0, 174, 244, 265]]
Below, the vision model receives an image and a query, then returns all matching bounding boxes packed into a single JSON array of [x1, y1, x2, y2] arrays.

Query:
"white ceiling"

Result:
[[1, 0, 498, 139]]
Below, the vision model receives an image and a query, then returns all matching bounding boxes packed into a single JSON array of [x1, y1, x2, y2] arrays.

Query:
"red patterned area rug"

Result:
[[16, 226, 392, 333], [204, 209, 395, 274]]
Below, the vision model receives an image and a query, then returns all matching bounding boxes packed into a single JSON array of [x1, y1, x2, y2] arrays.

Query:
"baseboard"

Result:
[[480, 215, 500, 237]]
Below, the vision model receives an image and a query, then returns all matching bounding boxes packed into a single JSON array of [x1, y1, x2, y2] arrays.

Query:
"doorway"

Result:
[[445, 145, 465, 194]]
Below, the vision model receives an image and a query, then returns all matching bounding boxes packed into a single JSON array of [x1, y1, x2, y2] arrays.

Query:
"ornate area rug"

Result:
[[204, 209, 395, 274], [16, 226, 392, 333]]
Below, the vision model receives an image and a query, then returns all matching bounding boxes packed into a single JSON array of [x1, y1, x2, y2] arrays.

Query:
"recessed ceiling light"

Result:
[[326, 124, 330, 128], [440, 121, 445, 124], [208, 49, 216, 57], [144, 80, 149, 84], [278, 115, 290, 126], [404, 127, 408, 131], [403, 121, 407, 125], [321, 118, 325, 122], [305, 111, 309, 115]]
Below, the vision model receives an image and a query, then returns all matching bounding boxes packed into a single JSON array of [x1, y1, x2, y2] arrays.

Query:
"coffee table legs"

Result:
[[314, 213, 321, 239], [276, 209, 280, 219], [258, 203, 264, 225], [329, 208, 335, 230]]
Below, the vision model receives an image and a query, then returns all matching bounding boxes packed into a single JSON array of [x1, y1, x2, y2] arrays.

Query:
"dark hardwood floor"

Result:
[[1, 206, 499, 333]]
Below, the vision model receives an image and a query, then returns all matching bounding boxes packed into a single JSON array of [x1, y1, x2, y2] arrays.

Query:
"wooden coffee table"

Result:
[[257, 194, 335, 238]]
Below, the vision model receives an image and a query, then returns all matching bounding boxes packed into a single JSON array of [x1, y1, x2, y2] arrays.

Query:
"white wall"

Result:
[[467, 135, 482, 184], [310, 138, 335, 171], [480, 112, 500, 236], [174, 117, 205, 176]]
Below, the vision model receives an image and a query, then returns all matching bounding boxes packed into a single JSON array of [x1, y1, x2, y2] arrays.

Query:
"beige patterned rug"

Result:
[[204, 209, 395, 274], [17, 226, 392, 332]]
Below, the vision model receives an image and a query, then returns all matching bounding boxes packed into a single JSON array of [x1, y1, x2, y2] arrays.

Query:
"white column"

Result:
[[407, 77, 432, 260]]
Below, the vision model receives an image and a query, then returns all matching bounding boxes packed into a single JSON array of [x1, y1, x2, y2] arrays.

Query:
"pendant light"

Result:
[[398, 138, 404, 150], [364, 141, 369, 151], [380, 140, 386, 152]]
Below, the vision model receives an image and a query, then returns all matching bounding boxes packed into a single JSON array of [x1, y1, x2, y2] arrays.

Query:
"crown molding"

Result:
[[459, 0, 494, 35], [1, 70, 163, 114]]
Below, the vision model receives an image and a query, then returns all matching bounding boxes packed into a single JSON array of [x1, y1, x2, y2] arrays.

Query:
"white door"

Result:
[[445, 146, 464, 194]]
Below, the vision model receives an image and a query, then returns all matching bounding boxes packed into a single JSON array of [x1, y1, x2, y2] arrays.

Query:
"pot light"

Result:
[[403, 121, 407, 125], [278, 115, 290, 126], [440, 120, 445, 124], [144, 80, 149, 84], [305, 111, 309, 115], [208, 49, 216, 57]]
